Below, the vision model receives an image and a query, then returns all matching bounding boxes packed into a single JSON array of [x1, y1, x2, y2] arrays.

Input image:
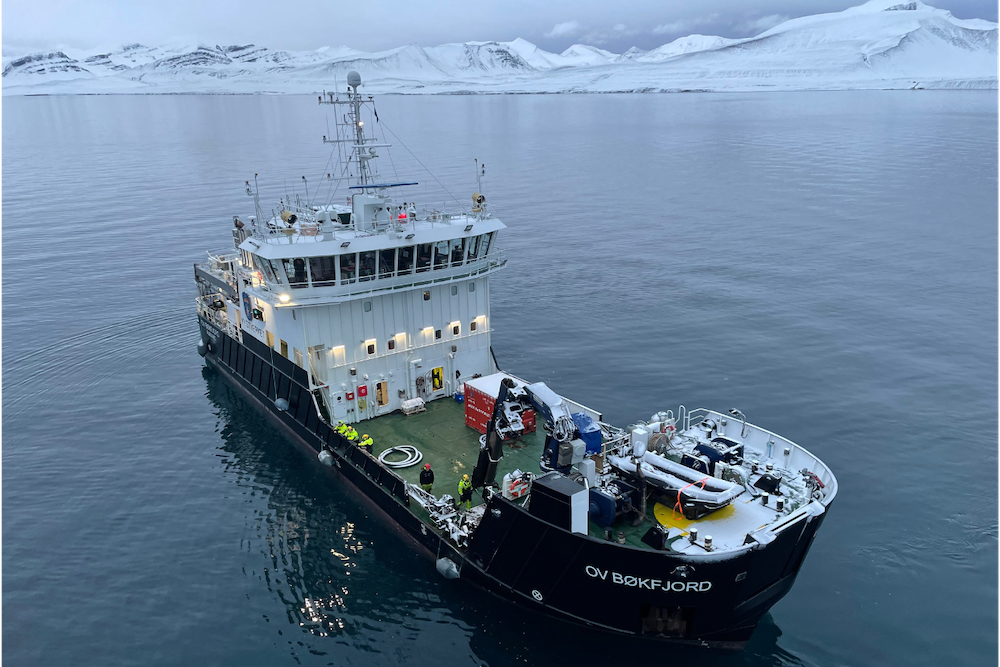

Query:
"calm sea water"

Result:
[[3, 91, 996, 667]]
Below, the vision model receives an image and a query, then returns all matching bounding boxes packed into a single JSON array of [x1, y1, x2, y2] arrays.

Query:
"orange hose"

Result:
[[673, 476, 708, 521]]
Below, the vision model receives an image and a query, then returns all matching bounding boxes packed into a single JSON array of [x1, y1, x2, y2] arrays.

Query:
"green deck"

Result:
[[362, 397, 670, 550], [364, 397, 544, 505]]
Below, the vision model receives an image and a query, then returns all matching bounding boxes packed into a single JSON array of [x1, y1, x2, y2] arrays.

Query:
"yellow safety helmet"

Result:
[[463, 474, 469, 480], [363, 434, 369, 439]]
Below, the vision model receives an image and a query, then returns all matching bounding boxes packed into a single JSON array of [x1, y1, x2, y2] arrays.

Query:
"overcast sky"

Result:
[[3, 0, 997, 56]]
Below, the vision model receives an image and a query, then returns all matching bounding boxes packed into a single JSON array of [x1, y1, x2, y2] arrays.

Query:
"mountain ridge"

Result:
[[4, 1, 996, 94]]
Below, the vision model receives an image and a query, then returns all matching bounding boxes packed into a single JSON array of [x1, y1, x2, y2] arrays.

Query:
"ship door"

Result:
[[376, 381, 389, 407], [331, 391, 347, 420], [432, 367, 443, 391]]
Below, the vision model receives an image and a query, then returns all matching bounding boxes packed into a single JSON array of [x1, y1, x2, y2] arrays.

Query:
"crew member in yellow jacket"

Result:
[[458, 474, 473, 509]]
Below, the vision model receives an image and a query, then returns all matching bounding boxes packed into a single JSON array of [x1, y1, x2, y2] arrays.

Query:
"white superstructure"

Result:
[[211, 72, 506, 423]]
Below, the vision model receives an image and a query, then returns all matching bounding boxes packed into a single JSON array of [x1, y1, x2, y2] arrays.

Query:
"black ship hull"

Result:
[[198, 317, 829, 649]]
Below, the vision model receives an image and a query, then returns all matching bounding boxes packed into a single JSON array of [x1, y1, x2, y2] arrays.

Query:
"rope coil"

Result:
[[378, 445, 423, 469]]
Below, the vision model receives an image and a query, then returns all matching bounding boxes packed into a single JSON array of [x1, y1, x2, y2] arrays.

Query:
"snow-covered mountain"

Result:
[[3, 1, 995, 94], [638, 35, 741, 62]]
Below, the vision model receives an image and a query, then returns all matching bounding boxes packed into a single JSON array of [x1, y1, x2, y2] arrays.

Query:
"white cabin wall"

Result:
[[271, 307, 308, 366], [299, 276, 493, 422]]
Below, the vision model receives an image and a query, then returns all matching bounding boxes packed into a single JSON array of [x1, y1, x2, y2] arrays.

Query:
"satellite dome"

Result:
[[347, 71, 361, 88]]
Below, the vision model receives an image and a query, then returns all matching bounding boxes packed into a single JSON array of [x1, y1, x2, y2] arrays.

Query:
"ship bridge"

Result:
[[237, 204, 505, 306], [224, 205, 506, 425], [196, 68, 509, 425]]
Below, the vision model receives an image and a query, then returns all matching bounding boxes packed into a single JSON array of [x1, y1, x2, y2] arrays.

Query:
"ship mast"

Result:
[[319, 71, 389, 191]]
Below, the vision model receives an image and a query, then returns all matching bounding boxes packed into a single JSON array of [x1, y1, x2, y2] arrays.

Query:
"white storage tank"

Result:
[[631, 427, 649, 457]]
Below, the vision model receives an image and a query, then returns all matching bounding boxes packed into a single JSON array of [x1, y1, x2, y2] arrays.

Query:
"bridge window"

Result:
[[467, 235, 480, 262], [481, 232, 495, 256], [266, 259, 284, 284], [450, 238, 466, 266], [398, 246, 415, 275], [339, 253, 357, 284], [433, 242, 449, 270], [359, 251, 376, 281], [282, 258, 309, 289], [309, 256, 337, 287], [256, 255, 277, 283], [379, 248, 396, 279], [416, 244, 432, 272]]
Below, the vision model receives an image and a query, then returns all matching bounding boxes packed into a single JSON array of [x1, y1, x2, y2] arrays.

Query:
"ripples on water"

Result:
[[3, 91, 996, 667]]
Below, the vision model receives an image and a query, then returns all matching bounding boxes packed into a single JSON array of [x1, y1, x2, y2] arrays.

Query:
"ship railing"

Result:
[[682, 407, 713, 432], [236, 265, 275, 294], [268, 249, 507, 303], [206, 249, 239, 263], [598, 433, 631, 465], [195, 296, 237, 338], [247, 207, 476, 245]]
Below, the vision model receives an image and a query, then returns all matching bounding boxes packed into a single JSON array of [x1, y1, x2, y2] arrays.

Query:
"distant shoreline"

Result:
[[6, 81, 998, 97]]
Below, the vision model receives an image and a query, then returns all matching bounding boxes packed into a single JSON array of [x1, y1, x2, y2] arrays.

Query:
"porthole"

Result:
[[435, 329, 442, 340], [388, 339, 396, 351], [367, 343, 375, 355], [423, 291, 430, 301], [452, 325, 459, 335], [451, 285, 458, 296], [470, 321, 477, 332], [469, 282, 475, 292], [364, 300, 372, 312]]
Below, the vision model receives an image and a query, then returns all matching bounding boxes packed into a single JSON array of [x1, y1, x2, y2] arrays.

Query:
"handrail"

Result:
[[248, 207, 485, 245], [195, 297, 239, 339]]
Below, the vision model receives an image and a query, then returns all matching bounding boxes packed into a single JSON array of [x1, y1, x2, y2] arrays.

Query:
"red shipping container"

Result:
[[463, 373, 536, 435], [463, 383, 493, 433]]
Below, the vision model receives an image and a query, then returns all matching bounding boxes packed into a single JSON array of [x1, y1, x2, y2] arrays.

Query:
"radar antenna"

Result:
[[319, 71, 392, 191]]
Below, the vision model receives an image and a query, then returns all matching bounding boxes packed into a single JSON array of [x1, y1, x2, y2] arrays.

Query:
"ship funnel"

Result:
[[347, 71, 361, 89]]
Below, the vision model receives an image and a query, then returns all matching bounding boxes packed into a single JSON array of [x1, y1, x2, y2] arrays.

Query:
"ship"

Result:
[[193, 72, 838, 649]]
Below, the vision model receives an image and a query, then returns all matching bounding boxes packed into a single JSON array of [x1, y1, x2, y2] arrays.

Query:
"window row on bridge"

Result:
[[256, 232, 495, 289]]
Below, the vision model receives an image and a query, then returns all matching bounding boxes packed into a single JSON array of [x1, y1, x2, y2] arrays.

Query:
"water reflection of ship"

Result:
[[204, 367, 807, 666], [204, 366, 472, 644]]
